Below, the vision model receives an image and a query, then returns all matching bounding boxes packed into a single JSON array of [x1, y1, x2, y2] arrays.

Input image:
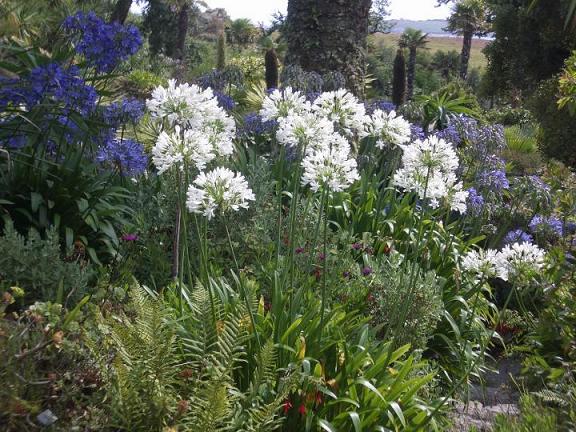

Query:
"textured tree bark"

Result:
[[175, 5, 189, 61], [460, 30, 473, 80], [285, 0, 372, 96], [110, 0, 132, 24], [406, 47, 417, 100]]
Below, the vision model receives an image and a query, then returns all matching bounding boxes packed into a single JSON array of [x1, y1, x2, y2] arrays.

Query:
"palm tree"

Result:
[[445, 0, 489, 79], [227, 18, 259, 48], [168, 0, 206, 60], [285, 0, 372, 96], [399, 28, 429, 100]]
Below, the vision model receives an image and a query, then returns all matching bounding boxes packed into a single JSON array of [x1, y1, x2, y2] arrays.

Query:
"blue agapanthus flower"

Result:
[[214, 92, 236, 112], [529, 214, 563, 238], [528, 175, 551, 193], [63, 11, 142, 73], [503, 229, 534, 245], [29, 63, 97, 116], [477, 169, 510, 192], [466, 187, 484, 216], [103, 98, 145, 128], [0, 77, 38, 110], [367, 100, 396, 115], [436, 124, 461, 147], [238, 113, 277, 138], [96, 136, 148, 176], [410, 124, 426, 141]]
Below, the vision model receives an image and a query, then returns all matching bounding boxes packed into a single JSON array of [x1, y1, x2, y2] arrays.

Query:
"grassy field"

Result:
[[370, 33, 489, 70]]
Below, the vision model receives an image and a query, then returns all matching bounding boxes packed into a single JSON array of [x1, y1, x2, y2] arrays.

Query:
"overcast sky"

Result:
[[132, 1, 452, 24]]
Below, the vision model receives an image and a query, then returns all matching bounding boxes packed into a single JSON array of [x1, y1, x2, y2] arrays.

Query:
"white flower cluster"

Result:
[[462, 242, 546, 283], [148, 81, 254, 218], [363, 109, 412, 149], [260, 88, 365, 192], [393, 136, 468, 213], [186, 167, 255, 220], [147, 79, 235, 173]]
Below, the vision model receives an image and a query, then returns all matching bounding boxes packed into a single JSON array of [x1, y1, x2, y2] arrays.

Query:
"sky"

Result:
[[132, 1, 453, 24]]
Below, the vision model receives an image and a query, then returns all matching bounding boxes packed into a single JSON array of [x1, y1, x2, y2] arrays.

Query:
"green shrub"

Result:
[[0, 221, 91, 305], [369, 255, 444, 351], [493, 395, 558, 432], [529, 78, 576, 166]]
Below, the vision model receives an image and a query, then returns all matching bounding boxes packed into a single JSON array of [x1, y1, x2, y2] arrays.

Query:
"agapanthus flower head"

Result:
[[503, 229, 533, 246], [435, 124, 461, 147], [367, 100, 396, 115], [363, 109, 412, 149], [529, 214, 564, 239], [146, 79, 221, 128], [238, 113, 277, 138], [152, 125, 214, 174], [260, 87, 310, 121], [476, 169, 509, 192], [30, 63, 97, 116], [214, 92, 236, 112], [201, 114, 236, 159], [466, 187, 484, 216], [392, 136, 467, 213], [528, 175, 551, 193], [462, 248, 499, 282], [496, 242, 546, 281], [186, 167, 255, 219], [103, 98, 145, 128], [301, 142, 359, 192], [276, 112, 335, 150], [0, 77, 37, 110], [63, 11, 142, 73], [96, 137, 148, 176], [312, 89, 367, 136]]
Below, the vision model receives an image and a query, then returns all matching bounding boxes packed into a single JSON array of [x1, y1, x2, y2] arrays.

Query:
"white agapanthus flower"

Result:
[[301, 143, 359, 192], [152, 126, 214, 174], [276, 112, 335, 150], [393, 136, 468, 213], [202, 115, 236, 158], [462, 248, 500, 282], [186, 167, 255, 219], [312, 89, 367, 136], [495, 242, 546, 281], [260, 87, 310, 121], [146, 79, 220, 128], [363, 109, 412, 148]]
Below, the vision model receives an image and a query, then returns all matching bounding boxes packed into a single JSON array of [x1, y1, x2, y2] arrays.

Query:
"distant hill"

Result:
[[387, 19, 449, 36]]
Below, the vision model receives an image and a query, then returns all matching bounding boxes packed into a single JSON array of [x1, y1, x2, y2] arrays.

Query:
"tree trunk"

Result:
[[175, 5, 189, 61], [110, 0, 132, 24], [406, 47, 417, 100], [392, 49, 406, 106], [265, 48, 279, 89], [285, 0, 372, 96], [460, 30, 473, 80]]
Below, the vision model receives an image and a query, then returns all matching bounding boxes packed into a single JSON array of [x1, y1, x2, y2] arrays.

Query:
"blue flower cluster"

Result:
[[529, 214, 564, 239], [96, 136, 148, 176], [33, 63, 98, 116], [436, 124, 461, 147], [466, 187, 485, 216], [503, 229, 534, 245], [1, 64, 97, 117], [410, 124, 426, 141], [214, 92, 236, 112], [238, 113, 278, 138], [528, 175, 551, 193], [63, 11, 142, 73], [366, 100, 396, 115], [103, 98, 145, 128], [477, 169, 510, 192]]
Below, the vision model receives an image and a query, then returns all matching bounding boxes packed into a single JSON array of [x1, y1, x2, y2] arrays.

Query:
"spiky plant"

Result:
[[216, 32, 226, 70], [392, 48, 407, 106]]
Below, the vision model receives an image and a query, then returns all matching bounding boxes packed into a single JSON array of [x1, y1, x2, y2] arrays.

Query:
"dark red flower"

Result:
[[121, 233, 139, 242], [283, 400, 293, 415], [298, 404, 306, 416]]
